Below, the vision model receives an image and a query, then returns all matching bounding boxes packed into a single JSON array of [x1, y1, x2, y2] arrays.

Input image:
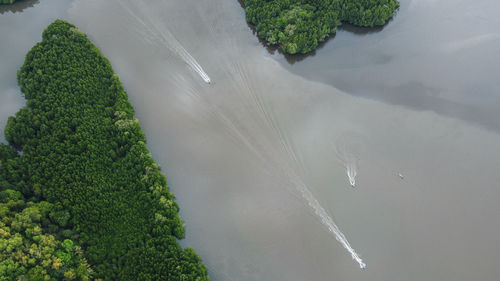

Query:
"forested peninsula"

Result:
[[0, 20, 209, 280], [0, 0, 17, 4], [242, 0, 400, 54]]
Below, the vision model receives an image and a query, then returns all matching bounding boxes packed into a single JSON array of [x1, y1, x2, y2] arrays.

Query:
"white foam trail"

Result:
[[211, 107, 367, 268], [295, 180, 366, 268], [205, 60, 367, 268], [347, 164, 357, 187], [118, 0, 211, 84], [151, 20, 212, 84], [118, 0, 363, 267], [334, 134, 362, 188], [203, 94, 366, 268]]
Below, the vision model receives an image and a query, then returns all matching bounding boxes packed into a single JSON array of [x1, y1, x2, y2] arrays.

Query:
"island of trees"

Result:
[[242, 0, 400, 54], [0, 20, 209, 280]]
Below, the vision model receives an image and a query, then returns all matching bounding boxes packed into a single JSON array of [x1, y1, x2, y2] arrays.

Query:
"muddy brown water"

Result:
[[1, 0, 500, 280]]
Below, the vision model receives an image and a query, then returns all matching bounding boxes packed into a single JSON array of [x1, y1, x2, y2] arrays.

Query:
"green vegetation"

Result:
[[1, 20, 209, 280], [242, 0, 400, 54], [0, 0, 18, 4], [0, 152, 93, 280]]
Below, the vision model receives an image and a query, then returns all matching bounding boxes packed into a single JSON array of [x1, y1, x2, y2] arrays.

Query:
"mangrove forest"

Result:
[[0, 20, 209, 281], [242, 0, 400, 54]]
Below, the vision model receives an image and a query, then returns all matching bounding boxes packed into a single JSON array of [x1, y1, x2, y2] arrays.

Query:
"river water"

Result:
[[1, 0, 500, 280], [276, 0, 500, 133]]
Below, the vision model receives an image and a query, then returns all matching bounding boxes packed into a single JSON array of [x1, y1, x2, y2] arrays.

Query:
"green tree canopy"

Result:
[[242, 0, 399, 54], [3, 20, 209, 280], [0, 0, 18, 5]]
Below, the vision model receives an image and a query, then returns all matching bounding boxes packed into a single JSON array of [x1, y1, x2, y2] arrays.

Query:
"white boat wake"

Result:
[[335, 134, 362, 188], [295, 180, 366, 268], [118, 0, 211, 84], [346, 163, 357, 187], [201, 72, 366, 268], [113, 0, 365, 269]]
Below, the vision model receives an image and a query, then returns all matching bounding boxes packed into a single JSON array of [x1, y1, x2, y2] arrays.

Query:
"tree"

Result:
[[3, 20, 209, 280], [242, 0, 400, 54]]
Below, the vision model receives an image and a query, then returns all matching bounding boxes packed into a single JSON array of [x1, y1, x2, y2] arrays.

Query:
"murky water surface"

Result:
[[1, 0, 500, 280], [276, 0, 500, 132]]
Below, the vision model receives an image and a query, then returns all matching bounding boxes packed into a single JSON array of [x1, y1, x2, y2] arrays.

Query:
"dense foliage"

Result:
[[0, 151, 93, 280], [2, 20, 209, 280], [0, 0, 18, 5], [243, 0, 400, 54]]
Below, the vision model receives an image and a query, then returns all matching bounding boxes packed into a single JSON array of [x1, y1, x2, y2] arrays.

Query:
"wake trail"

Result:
[[201, 52, 366, 268], [117, 0, 211, 84], [346, 163, 357, 187], [266, 150, 367, 269], [216, 114, 366, 269], [293, 179, 366, 268], [231, 59, 307, 175], [200, 88, 367, 268], [334, 135, 361, 188], [120, 0, 366, 268]]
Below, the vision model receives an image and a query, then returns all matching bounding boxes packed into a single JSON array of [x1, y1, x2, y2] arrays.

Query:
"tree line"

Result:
[[0, 0, 18, 4], [242, 0, 400, 54], [1, 20, 209, 280], [0, 145, 93, 280]]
